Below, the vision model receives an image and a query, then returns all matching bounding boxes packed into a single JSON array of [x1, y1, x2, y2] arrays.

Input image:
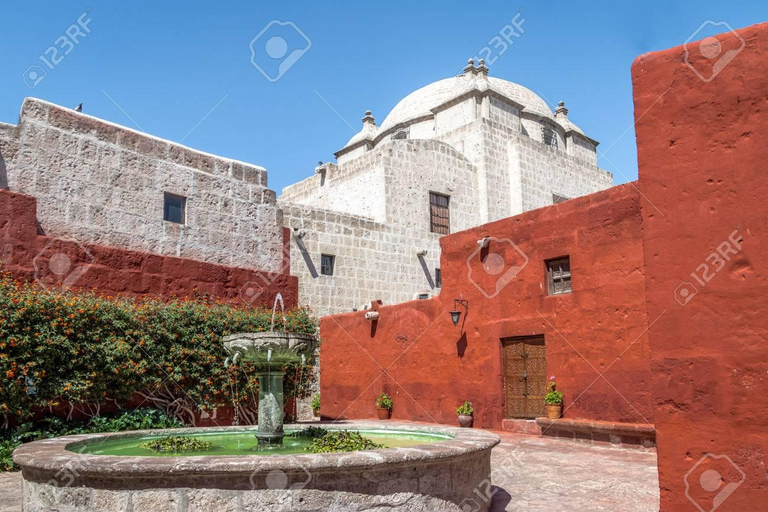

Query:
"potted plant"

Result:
[[375, 392, 392, 420], [544, 376, 564, 419], [456, 401, 474, 428], [311, 393, 321, 418]]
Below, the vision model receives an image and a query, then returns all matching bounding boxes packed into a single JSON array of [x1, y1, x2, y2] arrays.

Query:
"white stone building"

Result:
[[0, 59, 612, 316], [280, 59, 612, 315]]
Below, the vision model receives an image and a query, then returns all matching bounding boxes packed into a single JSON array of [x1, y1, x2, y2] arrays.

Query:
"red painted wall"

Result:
[[320, 184, 653, 430], [634, 22, 768, 509], [0, 189, 297, 308]]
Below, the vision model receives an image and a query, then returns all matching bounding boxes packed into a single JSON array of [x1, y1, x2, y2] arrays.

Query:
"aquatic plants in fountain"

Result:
[[223, 293, 317, 445]]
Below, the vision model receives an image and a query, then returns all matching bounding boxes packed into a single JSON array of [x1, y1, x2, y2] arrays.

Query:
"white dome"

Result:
[[379, 75, 554, 133]]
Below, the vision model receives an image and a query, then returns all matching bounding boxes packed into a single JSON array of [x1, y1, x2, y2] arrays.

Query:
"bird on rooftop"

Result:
[[74, 103, 82, 112]]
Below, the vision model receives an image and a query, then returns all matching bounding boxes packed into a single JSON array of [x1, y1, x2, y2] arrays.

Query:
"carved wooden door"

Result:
[[502, 336, 546, 419]]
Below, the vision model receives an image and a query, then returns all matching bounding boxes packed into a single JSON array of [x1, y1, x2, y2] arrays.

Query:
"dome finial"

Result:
[[362, 110, 375, 125], [463, 58, 477, 75], [477, 58, 489, 76], [555, 101, 568, 118]]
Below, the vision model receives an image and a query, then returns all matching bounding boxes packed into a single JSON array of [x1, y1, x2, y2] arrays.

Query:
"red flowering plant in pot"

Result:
[[375, 392, 392, 420], [544, 376, 564, 419]]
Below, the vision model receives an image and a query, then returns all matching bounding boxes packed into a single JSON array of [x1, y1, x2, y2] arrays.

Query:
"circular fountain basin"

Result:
[[14, 421, 500, 511]]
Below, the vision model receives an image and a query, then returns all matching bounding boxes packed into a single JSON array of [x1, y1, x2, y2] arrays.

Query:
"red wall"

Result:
[[634, 22, 768, 509], [0, 189, 297, 307], [320, 184, 653, 430]]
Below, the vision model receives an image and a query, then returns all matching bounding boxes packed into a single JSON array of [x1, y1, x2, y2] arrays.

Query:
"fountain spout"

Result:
[[267, 348, 273, 363]]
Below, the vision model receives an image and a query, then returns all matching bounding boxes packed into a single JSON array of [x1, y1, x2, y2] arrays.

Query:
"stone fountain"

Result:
[[223, 293, 316, 445]]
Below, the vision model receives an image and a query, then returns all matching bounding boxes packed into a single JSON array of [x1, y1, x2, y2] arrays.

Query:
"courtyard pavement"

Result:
[[0, 432, 658, 511]]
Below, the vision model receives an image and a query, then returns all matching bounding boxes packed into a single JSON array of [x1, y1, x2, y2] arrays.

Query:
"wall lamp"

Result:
[[449, 299, 469, 326]]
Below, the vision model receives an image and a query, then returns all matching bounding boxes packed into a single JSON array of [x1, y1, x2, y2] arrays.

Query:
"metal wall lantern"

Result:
[[449, 299, 469, 326]]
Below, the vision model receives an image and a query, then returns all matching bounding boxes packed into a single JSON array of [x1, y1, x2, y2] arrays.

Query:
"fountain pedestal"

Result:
[[223, 331, 316, 446], [255, 370, 285, 445]]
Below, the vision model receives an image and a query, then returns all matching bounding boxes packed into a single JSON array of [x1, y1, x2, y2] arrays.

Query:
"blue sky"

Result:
[[2, 1, 766, 193]]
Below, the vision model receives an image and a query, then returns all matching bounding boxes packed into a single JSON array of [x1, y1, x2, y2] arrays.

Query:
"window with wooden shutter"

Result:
[[429, 192, 450, 234], [546, 257, 572, 295]]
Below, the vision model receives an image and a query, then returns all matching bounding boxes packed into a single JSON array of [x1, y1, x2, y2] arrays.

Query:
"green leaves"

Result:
[[544, 391, 564, 404], [375, 392, 392, 410], [141, 436, 212, 453], [0, 272, 317, 425], [304, 431, 384, 453], [456, 400, 473, 415]]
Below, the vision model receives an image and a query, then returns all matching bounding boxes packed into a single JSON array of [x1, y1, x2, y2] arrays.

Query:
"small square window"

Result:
[[321, 254, 335, 276], [435, 268, 442, 288], [546, 257, 572, 295], [164, 193, 186, 224]]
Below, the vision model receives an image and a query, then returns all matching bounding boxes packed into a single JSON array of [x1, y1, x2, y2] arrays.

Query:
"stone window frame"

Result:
[[546, 256, 572, 295], [429, 192, 451, 235], [320, 254, 335, 276], [163, 192, 187, 225], [541, 126, 558, 148]]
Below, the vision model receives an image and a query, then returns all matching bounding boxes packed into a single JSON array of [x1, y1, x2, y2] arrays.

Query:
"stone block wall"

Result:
[[281, 139, 480, 316], [0, 189, 297, 306], [4, 98, 284, 273]]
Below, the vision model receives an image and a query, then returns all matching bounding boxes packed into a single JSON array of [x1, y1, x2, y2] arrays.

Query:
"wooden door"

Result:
[[502, 336, 546, 419]]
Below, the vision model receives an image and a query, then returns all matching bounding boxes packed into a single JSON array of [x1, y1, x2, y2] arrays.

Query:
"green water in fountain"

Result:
[[74, 429, 453, 457]]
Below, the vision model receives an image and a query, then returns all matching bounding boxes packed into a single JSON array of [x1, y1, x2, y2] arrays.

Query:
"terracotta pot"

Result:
[[312, 408, 320, 418], [376, 407, 391, 420], [545, 403, 562, 419], [458, 414, 474, 428]]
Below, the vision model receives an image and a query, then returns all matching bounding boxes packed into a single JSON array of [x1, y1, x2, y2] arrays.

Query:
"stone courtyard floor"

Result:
[[0, 431, 658, 512]]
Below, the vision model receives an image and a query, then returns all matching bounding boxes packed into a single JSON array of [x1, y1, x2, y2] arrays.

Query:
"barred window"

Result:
[[163, 193, 186, 224], [429, 192, 450, 234], [435, 268, 442, 288], [552, 193, 571, 204], [542, 127, 558, 148], [547, 257, 572, 295], [321, 254, 335, 276]]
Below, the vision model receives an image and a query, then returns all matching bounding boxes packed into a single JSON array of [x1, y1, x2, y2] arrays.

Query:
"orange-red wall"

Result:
[[320, 184, 653, 430], [634, 22, 768, 509], [0, 189, 298, 307]]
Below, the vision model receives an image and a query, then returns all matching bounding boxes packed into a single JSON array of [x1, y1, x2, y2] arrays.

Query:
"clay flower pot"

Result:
[[458, 414, 474, 428], [376, 407, 391, 420], [545, 403, 562, 420], [313, 408, 320, 418]]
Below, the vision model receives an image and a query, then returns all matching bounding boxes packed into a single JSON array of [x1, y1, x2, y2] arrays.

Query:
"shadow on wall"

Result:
[[295, 236, 319, 278], [0, 149, 8, 190]]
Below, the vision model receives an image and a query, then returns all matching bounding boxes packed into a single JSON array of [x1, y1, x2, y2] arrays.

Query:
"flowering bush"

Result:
[[0, 272, 317, 428]]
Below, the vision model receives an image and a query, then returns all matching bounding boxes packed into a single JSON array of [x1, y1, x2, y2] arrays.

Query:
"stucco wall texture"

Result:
[[0, 189, 297, 307], [634, 21, 768, 510], [319, 183, 652, 431]]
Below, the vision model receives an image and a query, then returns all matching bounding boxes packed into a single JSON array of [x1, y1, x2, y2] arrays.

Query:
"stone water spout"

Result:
[[223, 293, 316, 445]]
